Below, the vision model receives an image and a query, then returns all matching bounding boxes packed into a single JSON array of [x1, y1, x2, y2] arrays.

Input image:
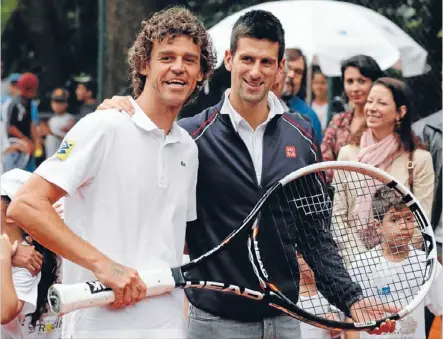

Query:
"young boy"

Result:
[[44, 88, 74, 158], [346, 187, 442, 339]]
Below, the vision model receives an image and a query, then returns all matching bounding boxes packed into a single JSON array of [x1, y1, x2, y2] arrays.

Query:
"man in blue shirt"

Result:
[[284, 48, 323, 145]]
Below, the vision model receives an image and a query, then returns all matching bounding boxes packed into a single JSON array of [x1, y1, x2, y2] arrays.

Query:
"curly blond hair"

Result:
[[128, 7, 216, 99]]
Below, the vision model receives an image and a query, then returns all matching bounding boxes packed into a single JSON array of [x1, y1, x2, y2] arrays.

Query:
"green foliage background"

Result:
[[1, 0, 441, 116]]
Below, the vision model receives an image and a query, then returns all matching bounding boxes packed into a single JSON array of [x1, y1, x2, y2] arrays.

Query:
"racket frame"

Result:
[[48, 161, 437, 331]]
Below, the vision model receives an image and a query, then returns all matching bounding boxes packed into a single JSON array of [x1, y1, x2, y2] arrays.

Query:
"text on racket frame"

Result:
[[185, 281, 263, 300]]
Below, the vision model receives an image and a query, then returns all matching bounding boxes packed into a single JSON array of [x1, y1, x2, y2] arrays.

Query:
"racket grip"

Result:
[[48, 269, 177, 315], [143, 269, 176, 297], [48, 282, 115, 315]]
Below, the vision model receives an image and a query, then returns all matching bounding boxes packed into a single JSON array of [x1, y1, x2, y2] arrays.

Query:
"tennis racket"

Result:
[[47, 161, 437, 331]]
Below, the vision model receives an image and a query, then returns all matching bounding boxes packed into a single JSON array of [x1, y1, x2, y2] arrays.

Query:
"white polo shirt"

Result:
[[220, 89, 284, 183], [35, 99, 198, 339]]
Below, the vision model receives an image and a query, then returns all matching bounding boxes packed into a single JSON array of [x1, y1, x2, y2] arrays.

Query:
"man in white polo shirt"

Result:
[[7, 7, 215, 338]]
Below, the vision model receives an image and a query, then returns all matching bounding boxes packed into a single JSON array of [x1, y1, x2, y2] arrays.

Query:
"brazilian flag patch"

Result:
[[56, 139, 75, 161]]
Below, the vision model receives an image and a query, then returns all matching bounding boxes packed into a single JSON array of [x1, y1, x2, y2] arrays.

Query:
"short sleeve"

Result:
[[35, 113, 108, 196], [12, 267, 40, 315], [187, 159, 198, 222]]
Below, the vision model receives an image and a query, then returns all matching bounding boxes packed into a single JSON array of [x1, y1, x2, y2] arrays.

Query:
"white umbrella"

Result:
[[209, 0, 428, 77]]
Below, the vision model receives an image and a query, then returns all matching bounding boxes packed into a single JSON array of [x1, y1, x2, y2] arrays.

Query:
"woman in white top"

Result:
[[311, 65, 329, 131], [1, 169, 60, 339]]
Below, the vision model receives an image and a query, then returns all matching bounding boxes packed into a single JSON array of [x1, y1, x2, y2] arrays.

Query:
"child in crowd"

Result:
[[44, 88, 74, 158], [1, 169, 61, 339], [346, 187, 442, 339]]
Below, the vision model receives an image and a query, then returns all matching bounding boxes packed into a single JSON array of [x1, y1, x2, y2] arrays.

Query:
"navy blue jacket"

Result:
[[179, 97, 362, 322]]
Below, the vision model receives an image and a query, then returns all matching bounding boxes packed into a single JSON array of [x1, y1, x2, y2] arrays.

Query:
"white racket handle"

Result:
[[48, 269, 176, 315]]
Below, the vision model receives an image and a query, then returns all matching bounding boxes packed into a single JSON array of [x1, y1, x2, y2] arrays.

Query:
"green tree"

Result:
[[1, 0, 18, 33]]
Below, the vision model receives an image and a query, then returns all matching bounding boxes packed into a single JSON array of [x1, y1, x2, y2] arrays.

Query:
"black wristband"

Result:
[[343, 293, 364, 318]]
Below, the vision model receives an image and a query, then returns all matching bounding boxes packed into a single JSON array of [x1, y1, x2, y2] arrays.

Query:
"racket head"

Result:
[[248, 161, 437, 330]]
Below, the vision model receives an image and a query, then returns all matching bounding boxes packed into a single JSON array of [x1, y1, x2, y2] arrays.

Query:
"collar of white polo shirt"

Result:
[[129, 97, 182, 144]]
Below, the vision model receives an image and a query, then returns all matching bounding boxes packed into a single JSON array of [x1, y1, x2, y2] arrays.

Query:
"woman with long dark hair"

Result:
[[321, 55, 384, 182], [332, 77, 434, 266], [1, 169, 61, 339]]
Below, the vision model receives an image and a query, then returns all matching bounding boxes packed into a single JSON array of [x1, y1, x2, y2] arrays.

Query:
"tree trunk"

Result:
[[103, 0, 168, 98], [19, 0, 65, 90]]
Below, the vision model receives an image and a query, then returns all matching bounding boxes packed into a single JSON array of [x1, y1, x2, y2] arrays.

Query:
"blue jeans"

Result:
[[3, 152, 30, 172], [187, 305, 301, 339]]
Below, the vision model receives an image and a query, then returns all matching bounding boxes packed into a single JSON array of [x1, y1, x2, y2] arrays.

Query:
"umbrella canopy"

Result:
[[209, 0, 428, 77]]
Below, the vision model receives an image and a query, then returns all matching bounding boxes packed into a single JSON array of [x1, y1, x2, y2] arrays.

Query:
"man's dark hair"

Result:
[[79, 79, 97, 99], [285, 48, 303, 62], [230, 10, 285, 62], [1, 195, 11, 204], [340, 55, 384, 82]]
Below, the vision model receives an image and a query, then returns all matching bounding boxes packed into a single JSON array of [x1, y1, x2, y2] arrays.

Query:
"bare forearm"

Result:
[[7, 196, 110, 273], [1, 258, 18, 324]]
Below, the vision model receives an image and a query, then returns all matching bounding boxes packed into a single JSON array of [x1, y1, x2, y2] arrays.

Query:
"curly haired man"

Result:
[[7, 7, 215, 338]]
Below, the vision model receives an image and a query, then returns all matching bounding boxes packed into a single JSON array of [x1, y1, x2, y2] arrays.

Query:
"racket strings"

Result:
[[260, 168, 427, 324]]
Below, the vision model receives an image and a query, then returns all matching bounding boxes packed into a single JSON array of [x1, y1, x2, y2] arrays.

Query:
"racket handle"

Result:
[[48, 269, 176, 315]]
